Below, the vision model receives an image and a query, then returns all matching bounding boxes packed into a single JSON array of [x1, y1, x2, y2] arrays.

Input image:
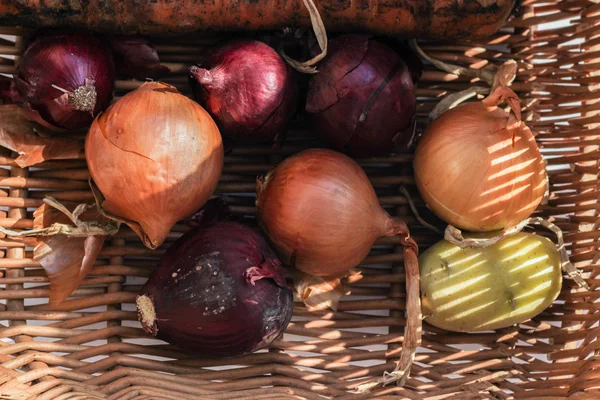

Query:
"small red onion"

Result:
[[189, 40, 297, 143], [106, 35, 170, 79], [306, 35, 418, 158], [137, 221, 293, 357], [12, 31, 115, 131]]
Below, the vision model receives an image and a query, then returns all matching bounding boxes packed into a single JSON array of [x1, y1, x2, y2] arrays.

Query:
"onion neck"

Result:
[[365, 211, 421, 389], [189, 65, 222, 89], [379, 212, 419, 256], [244, 259, 287, 288]]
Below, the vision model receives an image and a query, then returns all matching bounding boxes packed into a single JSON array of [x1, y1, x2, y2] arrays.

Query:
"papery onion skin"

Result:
[[189, 40, 297, 143], [137, 221, 293, 357], [256, 148, 413, 277], [306, 35, 418, 158], [86, 82, 223, 249], [414, 88, 548, 232], [14, 31, 115, 131]]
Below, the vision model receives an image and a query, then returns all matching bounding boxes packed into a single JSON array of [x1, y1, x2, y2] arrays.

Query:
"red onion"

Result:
[[189, 40, 297, 143], [12, 31, 115, 131], [136, 221, 293, 357], [306, 35, 418, 158], [106, 35, 170, 79]]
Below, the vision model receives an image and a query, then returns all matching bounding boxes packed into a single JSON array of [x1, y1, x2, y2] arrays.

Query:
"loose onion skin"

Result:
[[86, 82, 223, 249], [306, 35, 418, 158], [189, 40, 297, 143], [13, 31, 115, 131], [137, 221, 293, 357], [414, 87, 547, 232]]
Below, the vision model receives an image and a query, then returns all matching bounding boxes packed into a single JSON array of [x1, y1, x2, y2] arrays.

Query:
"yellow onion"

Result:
[[86, 82, 223, 249], [414, 87, 547, 232], [256, 148, 421, 385], [256, 148, 417, 277]]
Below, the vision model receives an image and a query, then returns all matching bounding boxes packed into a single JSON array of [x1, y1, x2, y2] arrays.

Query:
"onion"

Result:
[[414, 86, 548, 232], [189, 40, 297, 143], [107, 35, 170, 79], [136, 221, 293, 357], [257, 148, 417, 277], [305, 35, 418, 158], [86, 82, 223, 249], [12, 31, 115, 131], [256, 148, 420, 384]]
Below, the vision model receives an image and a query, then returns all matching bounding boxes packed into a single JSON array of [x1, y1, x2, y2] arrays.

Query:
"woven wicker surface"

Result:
[[0, 1, 599, 399]]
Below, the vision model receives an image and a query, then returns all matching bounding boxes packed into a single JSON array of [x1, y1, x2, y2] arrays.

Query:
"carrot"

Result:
[[0, 0, 514, 39]]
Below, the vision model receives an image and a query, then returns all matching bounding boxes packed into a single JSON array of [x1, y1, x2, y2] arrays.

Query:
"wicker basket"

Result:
[[0, 2, 599, 399]]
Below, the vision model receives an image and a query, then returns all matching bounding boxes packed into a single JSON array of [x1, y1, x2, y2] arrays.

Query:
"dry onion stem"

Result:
[[445, 218, 589, 290], [281, 0, 328, 73], [411, 39, 498, 85], [0, 197, 118, 238], [355, 241, 420, 393], [428, 60, 518, 122]]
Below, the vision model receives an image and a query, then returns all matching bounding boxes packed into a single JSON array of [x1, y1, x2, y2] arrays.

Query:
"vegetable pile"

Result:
[[0, 8, 588, 393]]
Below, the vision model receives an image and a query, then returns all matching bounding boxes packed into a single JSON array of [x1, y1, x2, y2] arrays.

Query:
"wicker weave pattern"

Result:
[[0, 2, 598, 399]]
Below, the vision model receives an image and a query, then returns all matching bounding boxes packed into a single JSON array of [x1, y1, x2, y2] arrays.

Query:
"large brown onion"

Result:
[[86, 82, 223, 249], [256, 148, 417, 276], [256, 148, 420, 386], [414, 86, 547, 232]]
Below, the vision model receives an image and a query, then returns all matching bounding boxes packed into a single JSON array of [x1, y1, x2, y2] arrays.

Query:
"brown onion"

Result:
[[414, 86, 548, 232], [257, 148, 418, 277], [86, 82, 223, 249], [256, 148, 420, 385]]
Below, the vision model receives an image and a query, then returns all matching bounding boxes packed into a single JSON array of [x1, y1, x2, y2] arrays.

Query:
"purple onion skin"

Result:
[[138, 221, 293, 357], [107, 35, 170, 79], [189, 40, 297, 144], [306, 34, 417, 158], [14, 32, 115, 131]]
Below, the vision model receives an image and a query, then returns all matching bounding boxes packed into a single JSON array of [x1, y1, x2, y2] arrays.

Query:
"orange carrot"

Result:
[[0, 0, 514, 39]]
